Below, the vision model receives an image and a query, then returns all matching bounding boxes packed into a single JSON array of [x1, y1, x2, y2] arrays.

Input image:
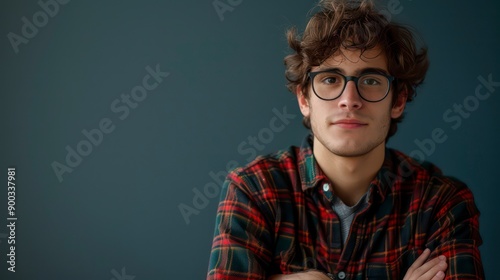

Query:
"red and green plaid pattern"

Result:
[[207, 135, 484, 279]]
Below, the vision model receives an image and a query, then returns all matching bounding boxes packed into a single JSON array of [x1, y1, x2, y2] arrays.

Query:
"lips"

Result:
[[332, 119, 367, 129]]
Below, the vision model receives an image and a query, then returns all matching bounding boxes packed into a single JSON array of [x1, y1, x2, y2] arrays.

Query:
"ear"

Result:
[[297, 86, 310, 118], [391, 90, 407, 118]]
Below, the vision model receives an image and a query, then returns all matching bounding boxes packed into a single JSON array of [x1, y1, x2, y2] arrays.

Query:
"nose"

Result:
[[338, 80, 362, 110]]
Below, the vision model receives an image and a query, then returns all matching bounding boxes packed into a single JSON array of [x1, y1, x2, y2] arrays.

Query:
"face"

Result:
[[298, 47, 406, 158]]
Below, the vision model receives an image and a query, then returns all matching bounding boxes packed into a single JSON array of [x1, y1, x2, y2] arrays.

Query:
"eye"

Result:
[[360, 74, 384, 86], [323, 77, 338, 84], [317, 73, 343, 85], [363, 79, 380, 85]]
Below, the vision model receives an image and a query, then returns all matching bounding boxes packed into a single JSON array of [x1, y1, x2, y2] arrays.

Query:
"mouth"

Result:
[[331, 119, 367, 129]]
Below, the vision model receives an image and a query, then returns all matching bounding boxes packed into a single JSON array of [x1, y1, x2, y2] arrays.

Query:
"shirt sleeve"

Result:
[[424, 177, 485, 279], [207, 173, 274, 280]]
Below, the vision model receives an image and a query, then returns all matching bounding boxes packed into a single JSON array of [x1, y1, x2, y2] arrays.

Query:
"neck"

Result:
[[313, 139, 385, 206]]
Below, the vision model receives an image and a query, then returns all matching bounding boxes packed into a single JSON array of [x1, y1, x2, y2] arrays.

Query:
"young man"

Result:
[[207, 0, 484, 279]]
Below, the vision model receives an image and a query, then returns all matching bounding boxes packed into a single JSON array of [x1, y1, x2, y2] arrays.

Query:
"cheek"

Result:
[[309, 102, 329, 124], [381, 107, 393, 129]]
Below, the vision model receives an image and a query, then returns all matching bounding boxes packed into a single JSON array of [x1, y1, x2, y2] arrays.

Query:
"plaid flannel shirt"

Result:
[[207, 135, 484, 279]]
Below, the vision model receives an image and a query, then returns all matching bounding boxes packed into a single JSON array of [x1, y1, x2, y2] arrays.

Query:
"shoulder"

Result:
[[220, 146, 303, 226], [227, 145, 301, 193], [387, 148, 477, 208], [386, 148, 443, 179]]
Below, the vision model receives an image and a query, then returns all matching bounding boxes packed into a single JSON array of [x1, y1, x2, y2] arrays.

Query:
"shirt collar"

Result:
[[297, 134, 396, 202], [298, 134, 329, 191]]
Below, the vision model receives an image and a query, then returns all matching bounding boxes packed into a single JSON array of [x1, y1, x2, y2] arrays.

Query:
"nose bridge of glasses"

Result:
[[343, 76, 361, 96], [344, 75, 358, 83]]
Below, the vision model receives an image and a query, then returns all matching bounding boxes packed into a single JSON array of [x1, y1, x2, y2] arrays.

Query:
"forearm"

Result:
[[423, 178, 484, 278]]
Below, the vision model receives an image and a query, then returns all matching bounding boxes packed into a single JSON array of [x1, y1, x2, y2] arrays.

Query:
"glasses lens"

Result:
[[312, 72, 345, 100], [357, 74, 390, 101]]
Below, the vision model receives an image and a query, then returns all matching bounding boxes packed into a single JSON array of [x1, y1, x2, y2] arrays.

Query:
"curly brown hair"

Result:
[[284, 0, 429, 140]]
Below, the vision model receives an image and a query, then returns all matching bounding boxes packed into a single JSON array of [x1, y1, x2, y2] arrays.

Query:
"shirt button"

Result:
[[338, 271, 346, 279], [323, 183, 329, 192]]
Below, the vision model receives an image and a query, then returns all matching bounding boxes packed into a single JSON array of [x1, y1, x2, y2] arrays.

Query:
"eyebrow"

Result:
[[314, 67, 390, 76]]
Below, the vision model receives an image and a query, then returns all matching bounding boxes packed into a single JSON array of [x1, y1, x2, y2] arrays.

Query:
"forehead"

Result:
[[313, 46, 388, 72]]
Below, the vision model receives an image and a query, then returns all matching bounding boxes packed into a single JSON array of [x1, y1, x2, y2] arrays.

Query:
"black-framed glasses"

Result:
[[308, 70, 395, 102]]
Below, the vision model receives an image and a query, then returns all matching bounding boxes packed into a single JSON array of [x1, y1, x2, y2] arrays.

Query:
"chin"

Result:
[[328, 141, 383, 158], [331, 149, 371, 158]]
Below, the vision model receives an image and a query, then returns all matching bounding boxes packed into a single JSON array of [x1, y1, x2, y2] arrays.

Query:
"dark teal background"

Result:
[[0, 0, 498, 279]]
